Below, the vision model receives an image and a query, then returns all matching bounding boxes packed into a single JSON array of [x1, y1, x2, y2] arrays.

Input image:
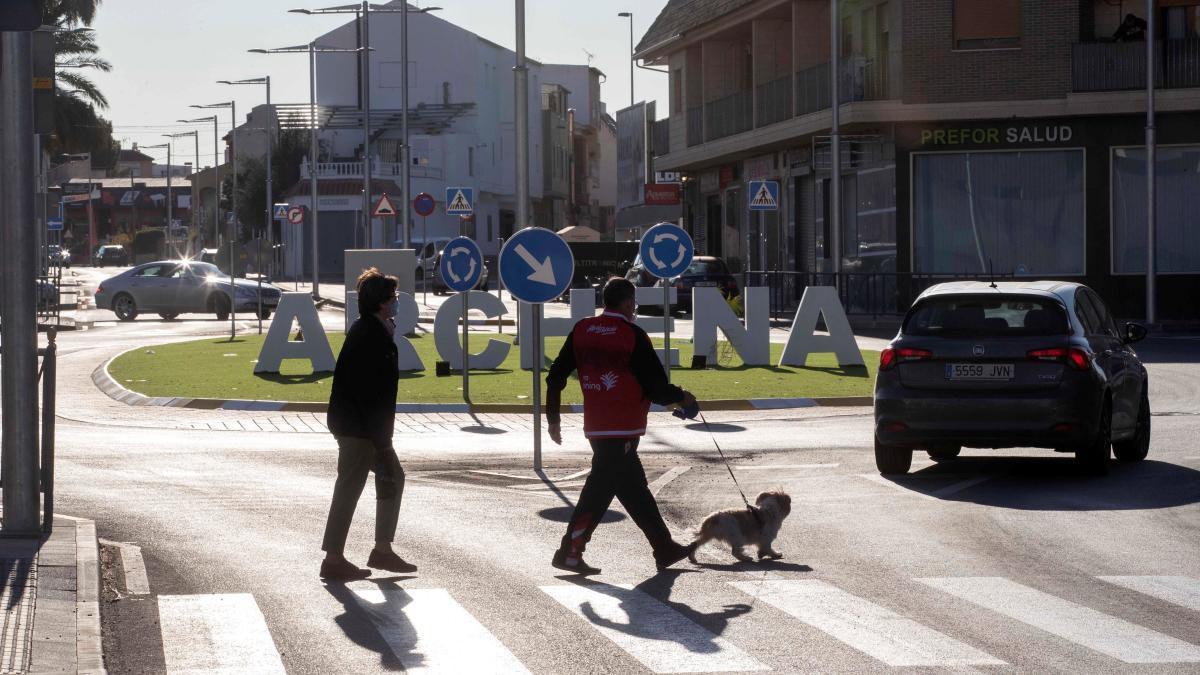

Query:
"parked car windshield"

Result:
[[684, 259, 728, 276], [904, 295, 1069, 337]]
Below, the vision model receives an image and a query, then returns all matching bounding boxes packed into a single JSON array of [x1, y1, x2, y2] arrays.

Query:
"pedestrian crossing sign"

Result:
[[748, 180, 779, 211], [273, 203, 290, 220], [445, 187, 474, 216]]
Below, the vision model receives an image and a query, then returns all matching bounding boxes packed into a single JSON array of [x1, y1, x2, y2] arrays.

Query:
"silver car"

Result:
[[94, 260, 282, 321]]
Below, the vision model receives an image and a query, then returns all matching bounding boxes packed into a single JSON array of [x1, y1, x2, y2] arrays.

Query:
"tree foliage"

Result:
[[220, 126, 311, 241]]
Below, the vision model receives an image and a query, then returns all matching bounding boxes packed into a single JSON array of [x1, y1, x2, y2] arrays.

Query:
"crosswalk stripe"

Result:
[[918, 577, 1200, 663], [541, 583, 768, 673], [729, 580, 1003, 667], [352, 587, 529, 674], [1099, 576, 1200, 613], [157, 594, 285, 674]]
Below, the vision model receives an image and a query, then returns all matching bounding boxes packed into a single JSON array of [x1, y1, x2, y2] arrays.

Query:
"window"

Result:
[[672, 69, 683, 114], [953, 0, 1020, 50], [905, 296, 1069, 337], [913, 150, 1085, 276], [1112, 145, 1200, 274], [468, 147, 474, 177]]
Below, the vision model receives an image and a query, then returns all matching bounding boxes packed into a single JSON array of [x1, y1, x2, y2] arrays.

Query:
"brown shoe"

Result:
[[367, 550, 418, 574], [320, 559, 371, 581]]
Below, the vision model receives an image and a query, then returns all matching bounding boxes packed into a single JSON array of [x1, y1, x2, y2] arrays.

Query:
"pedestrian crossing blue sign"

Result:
[[445, 187, 474, 216], [273, 203, 290, 220], [748, 181, 780, 211]]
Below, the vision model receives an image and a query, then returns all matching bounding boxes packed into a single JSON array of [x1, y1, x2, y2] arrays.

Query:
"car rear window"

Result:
[[904, 295, 1069, 337]]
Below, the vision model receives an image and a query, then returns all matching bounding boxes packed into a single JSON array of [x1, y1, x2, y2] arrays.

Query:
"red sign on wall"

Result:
[[643, 183, 681, 206]]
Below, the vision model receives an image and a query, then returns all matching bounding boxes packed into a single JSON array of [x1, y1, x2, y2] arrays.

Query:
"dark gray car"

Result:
[[873, 281, 1149, 476]]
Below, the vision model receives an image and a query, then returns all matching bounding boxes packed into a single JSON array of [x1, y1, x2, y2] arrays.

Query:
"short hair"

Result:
[[356, 267, 398, 317], [602, 277, 636, 310]]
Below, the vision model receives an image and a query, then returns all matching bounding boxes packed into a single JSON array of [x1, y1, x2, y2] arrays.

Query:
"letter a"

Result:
[[778, 286, 865, 368], [255, 293, 336, 373]]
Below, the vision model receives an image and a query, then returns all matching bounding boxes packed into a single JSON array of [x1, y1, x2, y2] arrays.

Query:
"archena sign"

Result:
[[255, 285, 863, 374]]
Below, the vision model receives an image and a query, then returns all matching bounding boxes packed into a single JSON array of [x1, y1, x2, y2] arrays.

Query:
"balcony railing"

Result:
[[653, 118, 670, 157], [1073, 39, 1200, 92], [687, 106, 704, 147], [796, 62, 833, 116], [300, 159, 443, 181], [756, 75, 793, 127], [705, 90, 753, 141]]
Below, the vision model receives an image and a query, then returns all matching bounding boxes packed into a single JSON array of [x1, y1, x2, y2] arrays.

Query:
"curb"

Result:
[[94, 355, 873, 414], [49, 514, 106, 674]]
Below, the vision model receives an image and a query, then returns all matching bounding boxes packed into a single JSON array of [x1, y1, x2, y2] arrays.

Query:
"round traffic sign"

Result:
[[639, 222, 694, 279], [413, 192, 436, 218], [286, 206, 305, 225], [499, 227, 574, 304], [439, 237, 484, 293]]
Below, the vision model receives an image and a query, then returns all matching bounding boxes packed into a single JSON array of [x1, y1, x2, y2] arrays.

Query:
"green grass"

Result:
[[108, 333, 878, 404]]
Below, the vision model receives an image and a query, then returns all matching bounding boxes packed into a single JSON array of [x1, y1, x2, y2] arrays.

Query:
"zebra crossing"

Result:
[[155, 575, 1200, 673]]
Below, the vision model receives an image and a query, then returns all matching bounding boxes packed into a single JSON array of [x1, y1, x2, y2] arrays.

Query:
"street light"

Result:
[[618, 12, 634, 107], [178, 115, 219, 256], [166, 130, 200, 255], [291, 3, 441, 250], [191, 100, 239, 340], [141, 142, 173, 257], [218, 76, 272, 335], [249, 43, 368, 301]]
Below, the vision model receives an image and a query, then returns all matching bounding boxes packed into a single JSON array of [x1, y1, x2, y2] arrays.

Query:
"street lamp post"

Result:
[[218, 77, 273, 335], [178, 116, 219, 256], [167, 130, 200, 254], [1145, 0, 1157, 325], [618, 12, 634, 106], [249, 43, 368, 301], [191, 101, 239, 340], [143, 142, 174, 257]]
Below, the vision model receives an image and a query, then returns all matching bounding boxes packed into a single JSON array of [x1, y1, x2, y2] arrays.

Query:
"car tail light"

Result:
[[96, 284, 104, 294], [1028, 347, 1090, 370], [880, 347, 932, 370]]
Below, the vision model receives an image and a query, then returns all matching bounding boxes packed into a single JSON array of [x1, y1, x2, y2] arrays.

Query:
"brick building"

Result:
[[639, 0, 1200, 320]]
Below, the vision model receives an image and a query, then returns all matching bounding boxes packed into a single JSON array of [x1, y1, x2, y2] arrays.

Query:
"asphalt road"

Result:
[[35, 268, 1200, 673]]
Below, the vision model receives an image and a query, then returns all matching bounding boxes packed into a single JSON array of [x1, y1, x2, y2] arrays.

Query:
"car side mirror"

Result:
[[1123, 322, 1147, 344]]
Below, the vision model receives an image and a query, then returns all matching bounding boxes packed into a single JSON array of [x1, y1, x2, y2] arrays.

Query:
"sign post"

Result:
[[499, 227, 574, 470], [440, 236, 484, 402], [286, 206, 306, 290], [639, 222, 694, 382], [412, 192, 436, 305]]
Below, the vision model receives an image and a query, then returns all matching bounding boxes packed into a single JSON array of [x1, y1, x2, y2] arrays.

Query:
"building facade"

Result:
[[639, 0, 1200, 320]]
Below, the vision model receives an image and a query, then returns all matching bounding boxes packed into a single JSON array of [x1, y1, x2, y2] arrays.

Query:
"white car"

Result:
[[94, 260, 282, 321]]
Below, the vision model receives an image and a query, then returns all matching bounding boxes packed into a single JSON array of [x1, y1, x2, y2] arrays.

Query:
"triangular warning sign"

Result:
[[373, 193, 398, 217], [750, 183, 777, 208], [447, 190, 472, 213]]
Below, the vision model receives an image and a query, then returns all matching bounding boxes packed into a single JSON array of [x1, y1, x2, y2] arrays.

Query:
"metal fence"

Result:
[[704, 90, 753, 141], [756, 75, 793, 127], [1072, 39, 1200, 92], [687, 106, 704, 147], [653, 118, 670, 157], [796, 62, 832, 116], [740, 271, 1015, 320]]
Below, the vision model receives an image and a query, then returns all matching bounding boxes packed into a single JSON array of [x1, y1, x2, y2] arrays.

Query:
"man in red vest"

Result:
[[546, 277, 699, 575]]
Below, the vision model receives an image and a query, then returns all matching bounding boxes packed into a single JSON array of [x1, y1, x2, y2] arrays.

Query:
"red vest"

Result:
[[572, 311, 650, 439]]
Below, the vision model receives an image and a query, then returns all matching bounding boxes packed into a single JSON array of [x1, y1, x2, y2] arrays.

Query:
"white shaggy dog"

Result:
[[688, 490, 792, 563]]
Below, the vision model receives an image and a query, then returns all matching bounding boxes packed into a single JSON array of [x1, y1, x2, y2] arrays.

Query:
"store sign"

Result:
[[644, 183, 681, 206], [918, 124, 1075, 148]]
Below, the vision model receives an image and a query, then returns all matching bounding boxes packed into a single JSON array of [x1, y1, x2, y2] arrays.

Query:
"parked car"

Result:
[[873, 281, 1150, 476], [47, 244, 71, 268], [94, 260, 283, 322], [394, 237, 452, 283], [658, 256, 740, 313], [431, 248, 490, 294], [93, 245, 128, 267]]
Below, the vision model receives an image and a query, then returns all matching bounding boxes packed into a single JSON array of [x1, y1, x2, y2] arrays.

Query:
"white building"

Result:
[[276, 2, 615, 279]]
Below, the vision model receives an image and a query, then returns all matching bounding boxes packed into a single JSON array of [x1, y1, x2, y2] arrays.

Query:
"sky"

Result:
[[88, 0, 671, 170]]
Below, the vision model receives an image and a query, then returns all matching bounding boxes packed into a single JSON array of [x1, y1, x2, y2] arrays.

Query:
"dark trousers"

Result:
[[559, 438, 674, 558], [321, 436, 405, 556]]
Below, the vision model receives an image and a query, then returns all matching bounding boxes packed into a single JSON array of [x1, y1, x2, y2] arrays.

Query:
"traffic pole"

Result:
[[663, 282, 672, 383], [462, 291, 470, 402], [532, 302, 542, 471]]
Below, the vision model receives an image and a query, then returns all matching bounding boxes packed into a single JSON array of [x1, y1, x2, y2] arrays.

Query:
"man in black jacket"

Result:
[[320, 268, 417, 580]]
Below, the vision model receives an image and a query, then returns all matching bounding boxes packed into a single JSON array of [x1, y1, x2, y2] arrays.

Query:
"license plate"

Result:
[[945, 363, 1014, 380]]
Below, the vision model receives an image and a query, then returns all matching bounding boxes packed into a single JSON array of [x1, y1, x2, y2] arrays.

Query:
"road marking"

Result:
[[99, 539, 150, 595], [918, 577, 1200, 663], [541, 583, 767, 673], [729, 580, 1002, 667], [158, 594, 285, 674], [1099, 576, 1200, 612], [353, 587, 529, 674], [649, 466, 691, 497], [732, 463, 840, 470]]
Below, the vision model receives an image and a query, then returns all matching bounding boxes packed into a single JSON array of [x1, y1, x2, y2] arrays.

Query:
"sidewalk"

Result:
[[0, 517, 104, 674]]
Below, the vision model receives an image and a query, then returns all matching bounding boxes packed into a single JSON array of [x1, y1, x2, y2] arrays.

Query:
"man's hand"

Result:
[[680, 391, 697, 408], [548, 421, 562, 445], [672, 390, 700, 420]]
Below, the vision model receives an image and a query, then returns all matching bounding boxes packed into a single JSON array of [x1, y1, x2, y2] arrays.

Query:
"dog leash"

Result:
[[697, 411, 762, 527]]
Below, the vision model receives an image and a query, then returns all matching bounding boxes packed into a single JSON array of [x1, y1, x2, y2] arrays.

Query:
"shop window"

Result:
[[1112, 145, 1200, 274], [812, 166, 897, 273], [953, 0, 1020, 50], [913, 150, 1085, 276]]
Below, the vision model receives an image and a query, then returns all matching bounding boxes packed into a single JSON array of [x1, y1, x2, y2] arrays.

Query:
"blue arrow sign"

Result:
[[499, 227, 574, 304], [640, 222, 694, 279], [445, 187, 474, 216], [748, 180, 780, 211], [47, 217, 63, 231], [440, 236, 484, 293], [273, 203, 290, 220]]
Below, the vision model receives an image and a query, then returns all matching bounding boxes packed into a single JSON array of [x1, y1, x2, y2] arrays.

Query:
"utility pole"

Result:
[[362, 1, 373, 249], [401, 0, 411, 249], [1145, 0, 1157, 325], [0, 29, 43, 535], [311, 43, 322, 298], [829, 0, 842, 284]]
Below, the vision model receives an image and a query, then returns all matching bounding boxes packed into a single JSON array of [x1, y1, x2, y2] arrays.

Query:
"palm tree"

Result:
[[44, 0, 110, 109]]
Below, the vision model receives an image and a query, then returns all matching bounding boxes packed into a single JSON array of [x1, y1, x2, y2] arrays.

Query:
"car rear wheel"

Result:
[[258, 307, 272, 320], [113, 293, 138, 321], [158, 313, 179, 321], [1076, 402, 1111, 476], [927, 445, 962, 462], [1113, 390, 1150, 462], [875, 437, 913, 475]]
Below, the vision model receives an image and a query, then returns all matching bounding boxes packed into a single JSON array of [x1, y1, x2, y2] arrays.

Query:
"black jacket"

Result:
[[327, 315, 399, 449]]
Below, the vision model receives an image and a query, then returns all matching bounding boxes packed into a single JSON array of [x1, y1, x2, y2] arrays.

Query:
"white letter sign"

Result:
[[779, 286, 865, 367], [255, 293, 336, 373]]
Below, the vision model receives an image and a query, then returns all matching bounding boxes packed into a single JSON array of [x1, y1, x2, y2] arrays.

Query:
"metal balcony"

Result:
[[299, 159, 444, 181], [1073, 39, 1200, 92]]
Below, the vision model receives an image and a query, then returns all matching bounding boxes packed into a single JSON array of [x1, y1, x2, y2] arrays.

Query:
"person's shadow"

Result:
[[569, 571, 752, 655], [325, 577, 419, 671]]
